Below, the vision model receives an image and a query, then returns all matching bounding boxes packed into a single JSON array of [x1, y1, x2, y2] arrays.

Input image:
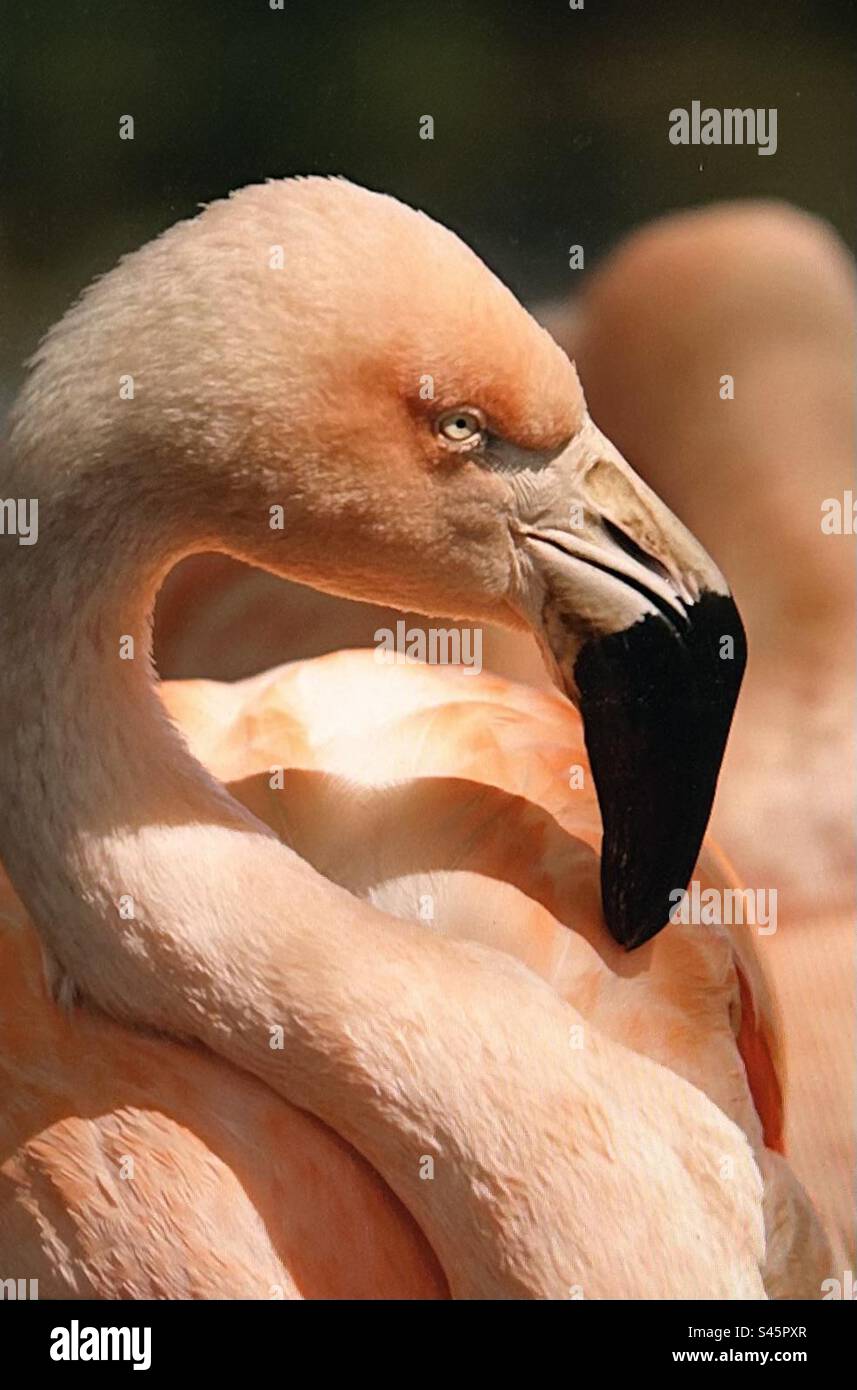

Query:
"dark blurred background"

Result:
[[1, 0, 855, 404]]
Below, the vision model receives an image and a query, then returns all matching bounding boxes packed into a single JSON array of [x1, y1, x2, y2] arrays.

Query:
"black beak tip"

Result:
[[575, 591, 747, 952], [602, 885, 674, 952]]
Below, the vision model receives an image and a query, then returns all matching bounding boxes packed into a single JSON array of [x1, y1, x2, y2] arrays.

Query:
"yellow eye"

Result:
[[436, 408, 485, 447]]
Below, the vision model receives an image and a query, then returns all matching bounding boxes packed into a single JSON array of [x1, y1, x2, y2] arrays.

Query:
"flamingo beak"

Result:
[[513, 416, 747, 950], [574, 591, 746, 949]]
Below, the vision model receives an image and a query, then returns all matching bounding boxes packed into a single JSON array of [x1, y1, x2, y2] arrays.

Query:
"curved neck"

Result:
[[0, 459, 576, 1298], [0, 471, 210, 880]]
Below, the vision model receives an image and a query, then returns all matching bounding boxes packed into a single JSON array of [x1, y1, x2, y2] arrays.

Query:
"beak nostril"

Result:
[[602, 518, 674, 589], [601, 516, 700, 610]]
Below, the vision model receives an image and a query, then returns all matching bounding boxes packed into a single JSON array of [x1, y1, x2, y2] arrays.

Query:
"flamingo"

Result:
[[0, 178, 829, 1298]]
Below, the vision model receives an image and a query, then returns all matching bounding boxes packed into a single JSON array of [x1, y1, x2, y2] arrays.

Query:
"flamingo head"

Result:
[[14, 177, 746, 948]]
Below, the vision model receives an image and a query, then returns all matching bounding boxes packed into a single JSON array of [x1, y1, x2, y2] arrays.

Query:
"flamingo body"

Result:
[[0, 651, 827, 1297]]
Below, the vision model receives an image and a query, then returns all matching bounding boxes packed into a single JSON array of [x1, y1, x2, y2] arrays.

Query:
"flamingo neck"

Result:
[[0, 476, 218, 978], [0, 468, 565, 1296]]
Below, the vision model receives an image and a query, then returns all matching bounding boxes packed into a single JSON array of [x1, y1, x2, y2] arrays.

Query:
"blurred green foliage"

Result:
[[1, 0, 854, 391]]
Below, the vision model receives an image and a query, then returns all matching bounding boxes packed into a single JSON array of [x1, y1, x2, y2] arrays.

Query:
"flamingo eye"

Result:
[[436, 408, 485, 448]]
